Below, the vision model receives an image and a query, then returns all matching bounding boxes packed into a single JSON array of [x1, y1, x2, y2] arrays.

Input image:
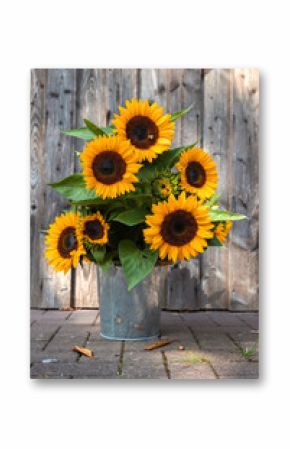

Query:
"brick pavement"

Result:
[[30, 310, 259, 380]]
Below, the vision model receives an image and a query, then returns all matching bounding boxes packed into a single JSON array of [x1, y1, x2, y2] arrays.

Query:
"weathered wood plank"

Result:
[[200, 69, 231, 309], [30, 69, 47, 307], [137, 69, 169, 308], [74, 69, 107, 307], [167, 69, 203, 310], [229, 69, 259, 310], [75, 69, 139, 307], [32, 69, 77, 308]]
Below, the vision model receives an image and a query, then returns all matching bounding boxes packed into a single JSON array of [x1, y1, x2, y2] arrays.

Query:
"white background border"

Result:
[[0, 1, 288, 448]]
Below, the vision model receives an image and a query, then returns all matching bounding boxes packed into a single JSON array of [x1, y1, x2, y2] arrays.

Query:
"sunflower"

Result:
[[45, 212, 85, 274], [176, 148, 218, 200], [80, 135, 142, 199], [112, 98, 175, 163], [158, 178, 172, 197], [77, 211, 109, 245], [143, 192, 214, 262], [214, 221, 233, 244]]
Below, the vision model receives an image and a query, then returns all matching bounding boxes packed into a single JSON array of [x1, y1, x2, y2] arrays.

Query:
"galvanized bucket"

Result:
[[98, 265, 167, 340]]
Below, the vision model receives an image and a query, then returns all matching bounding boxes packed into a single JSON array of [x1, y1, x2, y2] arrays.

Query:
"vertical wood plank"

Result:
[[98, 69, 139, 298], [229, 69, 259, 310], [31, 69, 77, 308], [138, 69, 169, 308], [30, 69, 47, 307], [167, 69, 203, 310], [74, 69, 107, 308], [200, 69, 231, 309]]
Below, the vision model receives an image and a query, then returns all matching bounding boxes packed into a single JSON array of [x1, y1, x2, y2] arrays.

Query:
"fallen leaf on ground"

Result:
[[144, 339, 175, 351], [72, 345, 94, 358]]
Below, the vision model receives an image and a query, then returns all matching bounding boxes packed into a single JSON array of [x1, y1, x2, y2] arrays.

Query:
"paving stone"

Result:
[[161, 312, 183, 323], [39, 310, 72, 321], [206, 311, 249, 327], [120, 367, 168, 379], [30, 364, 73, 379], [228, 330, 259, 352], [44, 334, 87, 354], [30, 322, 60, 341], [236, 313, 259, 330], [31, 341, 48, 352], [57, 324, 93, 337], [165, 349, 216, 379], [30, 310, 46, 321], [186, 326, 245, 335], [160, 321, 195, 342], [31, 351, 79, 363], [201, 349, 245, 363], [121, 350, 167, 379], [77, 358, 120, 378], [30, 361, 119, 379], [66, 310, 98, 325], [212, 361, 259, 379], [180, 312, 218, 330], [194, 331, 237, 351], [169, 362, 216, 380], [85, 340, 122, 357]]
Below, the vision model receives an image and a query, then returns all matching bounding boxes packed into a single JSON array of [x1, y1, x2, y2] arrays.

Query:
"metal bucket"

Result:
[[98, 265, 167, 340]]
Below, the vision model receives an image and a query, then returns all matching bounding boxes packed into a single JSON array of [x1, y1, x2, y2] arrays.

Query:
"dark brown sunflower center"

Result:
[[84, 219, 104, 240], [92, 151, 126, 185], [185, 162, 206, 187], [161, 210, 197, 246], [126, 115, 159, 149], [57, 226, 77, 258]]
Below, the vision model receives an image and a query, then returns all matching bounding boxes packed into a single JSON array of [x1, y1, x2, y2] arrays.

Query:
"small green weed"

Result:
[[239, 344, 257, 360]]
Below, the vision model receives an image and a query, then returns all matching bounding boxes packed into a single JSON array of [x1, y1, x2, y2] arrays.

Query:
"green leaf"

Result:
[[207, 236, 223, 246], [154, 144, 197, 168], [101, 125, 115, 136], [63, 124, 115, 141], [49, 173, 101, 203], [112, 208, 148, 226], [119, 240, 158, 290], [205, 193, 221, 207], [62, 127, 97, 140], [83, 119, 113, 137], [90, 245, 106, 263], [170, 104, 193, 122], [138, 144, 196, 182], [99, 254, 113, 272], [74, 192, 151, 207], [209, 208, 247, 222]]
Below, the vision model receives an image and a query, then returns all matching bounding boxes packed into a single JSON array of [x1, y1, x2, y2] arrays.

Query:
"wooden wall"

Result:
[[30, 69, 259, 310]]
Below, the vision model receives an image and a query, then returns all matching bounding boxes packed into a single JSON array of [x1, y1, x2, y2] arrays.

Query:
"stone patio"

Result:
[[30, 310, 259, 379]]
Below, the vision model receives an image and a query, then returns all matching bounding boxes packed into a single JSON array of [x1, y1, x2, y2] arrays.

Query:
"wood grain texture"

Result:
[[31, 69, 77, 308], [229, 69, 259, 310], [200, 69, 231, 309], [167, 69, 203, 310], [74, 69, 106, 307], [30, 69, 259, 310], [30, 69, 47, 307]]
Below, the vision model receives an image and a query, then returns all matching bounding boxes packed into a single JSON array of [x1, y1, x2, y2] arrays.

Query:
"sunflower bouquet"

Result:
[[45, 99, 246, 290]]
